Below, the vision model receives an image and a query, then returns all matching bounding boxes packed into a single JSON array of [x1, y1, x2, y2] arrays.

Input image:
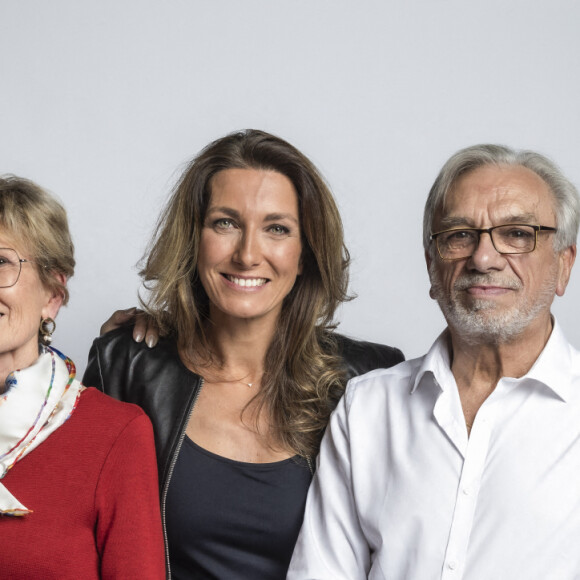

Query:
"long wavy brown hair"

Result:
[[140, 129, 351, 457]]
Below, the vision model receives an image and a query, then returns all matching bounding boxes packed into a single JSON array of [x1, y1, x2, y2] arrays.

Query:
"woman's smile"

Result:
[[222, 273, 269, 289]]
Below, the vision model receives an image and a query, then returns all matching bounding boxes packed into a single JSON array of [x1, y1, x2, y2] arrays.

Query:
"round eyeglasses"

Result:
[[430, 224, 557, 261], [0, 248, 34, 288]]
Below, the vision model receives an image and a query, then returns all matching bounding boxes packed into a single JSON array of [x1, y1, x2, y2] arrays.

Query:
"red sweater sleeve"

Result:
[[94, 412, 166, 579]]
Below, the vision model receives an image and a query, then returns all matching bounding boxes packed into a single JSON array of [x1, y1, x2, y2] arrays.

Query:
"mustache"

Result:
[[453, 274, 522, 292]]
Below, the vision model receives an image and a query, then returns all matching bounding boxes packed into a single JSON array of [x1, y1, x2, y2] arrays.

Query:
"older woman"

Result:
[[84, 129, 404, 579], [0, 176, 165, 579]]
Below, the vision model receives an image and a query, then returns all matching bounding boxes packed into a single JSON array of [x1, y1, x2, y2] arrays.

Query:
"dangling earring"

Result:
[[39, 317, 56, 345]]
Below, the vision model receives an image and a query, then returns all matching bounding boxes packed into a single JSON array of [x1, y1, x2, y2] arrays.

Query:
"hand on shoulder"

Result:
[[100, 307, 161, 348]]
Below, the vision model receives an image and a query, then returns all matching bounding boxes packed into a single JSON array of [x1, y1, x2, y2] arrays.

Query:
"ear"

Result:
[[41, 272, 67, 319], [555, 244, 576, 297]]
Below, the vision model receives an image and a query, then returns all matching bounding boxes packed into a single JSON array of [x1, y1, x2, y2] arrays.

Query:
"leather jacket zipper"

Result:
[[306, 455, 314, 475], [160, 377, 204, 579]]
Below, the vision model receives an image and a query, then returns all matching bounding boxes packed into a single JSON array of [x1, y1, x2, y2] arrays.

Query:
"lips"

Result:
[[455, 275, 522, 293], [466, 285, 511, 296], [223, 274, 268, 288]]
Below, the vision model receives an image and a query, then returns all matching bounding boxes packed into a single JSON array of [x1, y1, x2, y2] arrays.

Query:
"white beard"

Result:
[[428, 263, 557, 345]]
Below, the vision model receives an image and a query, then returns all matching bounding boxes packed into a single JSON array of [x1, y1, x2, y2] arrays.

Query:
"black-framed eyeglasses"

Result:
[[430, 224, 558, 261], [0, 248, 34, 288]]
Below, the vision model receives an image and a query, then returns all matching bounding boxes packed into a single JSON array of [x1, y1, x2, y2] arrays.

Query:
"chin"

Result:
[[443, 301, 546, 345], [450, 315, 526, 345], [215, 305, 272, 322]]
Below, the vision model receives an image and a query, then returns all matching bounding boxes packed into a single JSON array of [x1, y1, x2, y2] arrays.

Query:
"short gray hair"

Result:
[[423, 144, 580, 253]]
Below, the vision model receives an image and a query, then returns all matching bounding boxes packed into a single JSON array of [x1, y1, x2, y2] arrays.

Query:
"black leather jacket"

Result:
[[82, 328, 404, 574]]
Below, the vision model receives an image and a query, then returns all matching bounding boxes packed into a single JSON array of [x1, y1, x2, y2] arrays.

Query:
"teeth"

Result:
[[227, 276, 267, 288]]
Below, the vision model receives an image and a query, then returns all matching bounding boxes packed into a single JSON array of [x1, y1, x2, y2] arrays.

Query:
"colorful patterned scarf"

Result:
[[0, 346, 83, 515]]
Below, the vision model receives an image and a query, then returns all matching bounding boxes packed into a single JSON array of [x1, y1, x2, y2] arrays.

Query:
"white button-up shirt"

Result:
[[288, 321, 580, 580]]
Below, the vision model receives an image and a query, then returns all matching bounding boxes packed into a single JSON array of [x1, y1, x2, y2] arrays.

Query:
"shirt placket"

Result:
[[440, 411, 493, 580]]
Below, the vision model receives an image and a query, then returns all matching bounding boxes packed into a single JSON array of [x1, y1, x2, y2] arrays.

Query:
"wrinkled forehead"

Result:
[[437, 164, 557, 226]]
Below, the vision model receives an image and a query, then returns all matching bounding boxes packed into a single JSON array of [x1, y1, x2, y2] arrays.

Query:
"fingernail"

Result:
[[134, 332, 144, 343], [146, 336, 156, 348]]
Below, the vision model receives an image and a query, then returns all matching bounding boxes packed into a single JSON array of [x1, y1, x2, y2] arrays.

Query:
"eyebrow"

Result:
[[437, 212, 539, 229], [206, 207, 241, 220], [264, 212, 300, 225], [206, 207, 300, 225]]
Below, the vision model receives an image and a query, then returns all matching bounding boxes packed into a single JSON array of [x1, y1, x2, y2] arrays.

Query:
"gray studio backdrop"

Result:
[[1, 0, 579, 375]]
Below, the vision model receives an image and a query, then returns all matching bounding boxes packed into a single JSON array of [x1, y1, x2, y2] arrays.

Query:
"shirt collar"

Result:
[[524, 318, 573, 402], [410, 318, 574, 402], [411, 329, 454, 394]]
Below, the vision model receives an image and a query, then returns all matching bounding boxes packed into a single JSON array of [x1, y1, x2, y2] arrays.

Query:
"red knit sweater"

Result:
[[0, 387, 165, 579]]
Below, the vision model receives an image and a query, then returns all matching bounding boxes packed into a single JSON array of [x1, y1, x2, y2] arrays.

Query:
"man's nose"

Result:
[[467, 231, 506, 271]]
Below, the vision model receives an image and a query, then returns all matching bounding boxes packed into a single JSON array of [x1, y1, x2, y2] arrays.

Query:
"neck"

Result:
[[196, 310, 278, 380], [448, 313, 554, 390], [448, 315, 554, 431]]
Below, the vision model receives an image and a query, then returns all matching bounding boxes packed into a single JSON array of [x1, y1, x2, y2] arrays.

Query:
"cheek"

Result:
[[535, 262, 559, 292], [197, 236, 232, 299], [430, 262, 460, 289], [1, 289, 28, 317], [198, 234, 227, 270], [506, 256, 547, 289], [277, 244, 303, 276], [5, 292, 42, 331], [504, 257, 525, 280]]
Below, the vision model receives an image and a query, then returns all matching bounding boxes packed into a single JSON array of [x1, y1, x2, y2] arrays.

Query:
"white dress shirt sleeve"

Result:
[[287, 384, 371, 580]]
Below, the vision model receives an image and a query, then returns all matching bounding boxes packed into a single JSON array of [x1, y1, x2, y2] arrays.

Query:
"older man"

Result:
[[287, 145, 580, 579]]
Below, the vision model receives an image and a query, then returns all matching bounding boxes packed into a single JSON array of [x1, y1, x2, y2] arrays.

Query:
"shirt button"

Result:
[[462, 487, 471, 495], [448, 560, 458, 570]]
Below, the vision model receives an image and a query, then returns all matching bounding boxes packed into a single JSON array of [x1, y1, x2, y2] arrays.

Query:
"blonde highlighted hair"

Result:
[[140, 129, 351, 457], [0, 175, 74, 304]]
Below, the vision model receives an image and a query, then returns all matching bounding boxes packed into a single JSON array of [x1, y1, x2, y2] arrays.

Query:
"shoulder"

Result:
[[332, 333, 405, 380], [83, 326, 185, 391], [343, 356, 422, 408], [83, 327, 201, 421], [79, 386, 146, 416], [57, 388, 155, 471], [89, 326, 179, 362], [76, 387, 151, 433]]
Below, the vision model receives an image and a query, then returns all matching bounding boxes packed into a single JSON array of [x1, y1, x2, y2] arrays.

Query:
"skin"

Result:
[[426, 165, 576, 431], [185, 168, 303, 462], [0, 234, 64, 387], [197, 168, 302, 330]]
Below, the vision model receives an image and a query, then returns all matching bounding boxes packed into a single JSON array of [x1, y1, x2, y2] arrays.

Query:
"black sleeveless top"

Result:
[[165, 436, 312, 579]]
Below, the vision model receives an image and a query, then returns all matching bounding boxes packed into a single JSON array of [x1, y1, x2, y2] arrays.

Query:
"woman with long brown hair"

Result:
[[84, 129, 403, 578]]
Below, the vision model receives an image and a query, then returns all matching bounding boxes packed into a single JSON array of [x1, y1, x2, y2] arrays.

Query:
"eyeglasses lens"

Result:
[[438, 225, 536, 259], [0, 249, 22, 288]]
